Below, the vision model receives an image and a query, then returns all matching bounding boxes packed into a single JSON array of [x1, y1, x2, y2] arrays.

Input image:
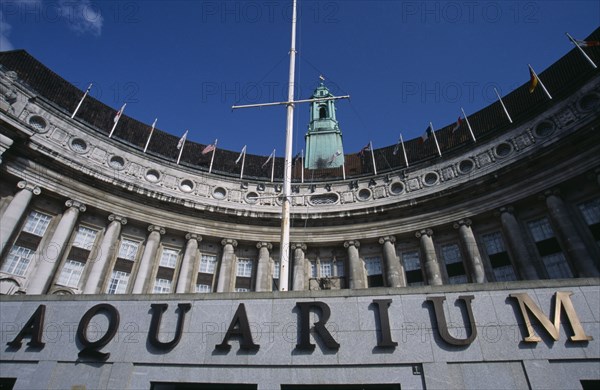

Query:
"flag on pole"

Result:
[[235, 145, 247, 164], [319, 75, 325, 81], [143, 118, 158, 153], [207, 139, 218, 174], [262, 149, 275, 168], [292, 151, 302, 165], [494, 88, 513, 124], [177, 130, 188, 150], [419, 124, 433, 144], [576, 39, 600, 47], [528, 65, 552, 100], [393, 140, 401, 155], [398, 134, 409, 167], [460, 108, 477, 142], [71, 83, 92, 119], [566, 33, 598, 69], [357, 143, 371, 157], [109, 103, 126, 138], [452, 116, 463, 133], [202, 140, 217, 155]]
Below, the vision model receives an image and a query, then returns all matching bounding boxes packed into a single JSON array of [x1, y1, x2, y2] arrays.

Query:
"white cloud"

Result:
[[59, 0, 104, 37], [0, 10, 14, 51]]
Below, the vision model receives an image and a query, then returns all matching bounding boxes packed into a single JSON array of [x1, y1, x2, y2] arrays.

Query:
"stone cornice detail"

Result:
[[108, 214, 127, 225], [344, 240, 360, 249], [378, 236, 396, 245], [415, 229, 433, 239], [291, 243, 307, 251], [185, 233, 202, 242], [147, 225, 166, 235], [17, 180, 41, 195], [453, 219, 472, 229], [256, 242, 273, 250], [221, 239, 238, 247], [65, 199, 86, 212]]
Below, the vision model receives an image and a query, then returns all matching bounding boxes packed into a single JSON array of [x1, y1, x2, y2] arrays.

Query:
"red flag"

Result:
[[452, 116, 463, 133], [202, 143, 215, 155], [576, 39, 600, 47]]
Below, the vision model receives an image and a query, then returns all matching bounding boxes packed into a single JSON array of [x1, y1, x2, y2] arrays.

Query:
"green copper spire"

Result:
[[304, 82, 344, 169]]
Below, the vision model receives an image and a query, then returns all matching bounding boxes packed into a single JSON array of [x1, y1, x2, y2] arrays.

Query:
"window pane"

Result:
[[365, 257, 382, 276], [118, 239, 139, 260], [196, 284, 211, 293], [1, 245, 34, 276], [320, 260, 333, 277], [107, 270, 130, 294], [57, 260, 84, 288], [543, 253, 573, 279], [235, 287, 249, 292], [73, 226, 97, 249], [153, 278, 171, 293], [335, 260, 345, 277], [402, 251, 421, 271], [441, 244, 462, 264], [273, 261, 280, 279], [482, 232, 505, 255], [579, 198, 600, 225], [236, 258, 253, 277], [493, 265, 517, 281], [528, 217, 555, 242], [160, 248, 179, 268], [22, 211, 52, 236], [199, 254, 217, 274]]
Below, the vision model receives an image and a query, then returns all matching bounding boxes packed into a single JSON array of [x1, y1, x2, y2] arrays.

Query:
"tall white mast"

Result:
[[278, 0, 298, 291]]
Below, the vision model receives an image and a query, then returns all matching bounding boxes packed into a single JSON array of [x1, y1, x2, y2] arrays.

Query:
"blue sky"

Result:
[[1, 0, 599, 156]]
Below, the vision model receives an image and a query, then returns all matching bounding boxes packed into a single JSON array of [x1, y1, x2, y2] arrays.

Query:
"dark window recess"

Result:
[[151, 383, 257, 390], [489, 252, 512, 268], [114, 258, 134, 273], [367, 274, 384, 287], [581, 380, 600, 390], [0, 378, 17, 390], [536, 238, 562, 257], [235, 277, 252, 290], [14, 232, 42, 250], [446, 262, 466, 277], [68, 246, 90, 262], [196, 273, 213, 286], [282, 385, 401, 390], [272, 278, 279, 291], [406, 269, 424, 284], [589, 223, 600, 240], [156, 267, 175, 280]]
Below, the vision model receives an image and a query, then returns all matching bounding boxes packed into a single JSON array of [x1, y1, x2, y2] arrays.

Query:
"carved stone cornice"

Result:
[[147, 225, 166, 235], [65, 199, 86, 212], [108, 214, 127, 225], [17, 180, 41, 195], [415, 229, 433, 239], [378, 236, 396, 245], [221, 238, 238, 247], [256, 242, 272, 250], [343, 240, 360, 249]]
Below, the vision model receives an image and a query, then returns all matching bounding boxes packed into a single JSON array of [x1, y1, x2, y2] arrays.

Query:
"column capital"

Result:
[[498, 205, 515, 215], [291, 243, 307, 251], [221, 238, 238, 247], [147, 224, 166, 235], [541, 188, 561, 199], [17, 180, 41, 195], [453, 218, 472, 229], [108, 214, 127, 225], [344, 240, 360, 249], [415, 229, 433, 238], [378, 236, 396, 245], [65, 199, 86, 212], [185, 233, 202, 242], [256, 242, 272, 250]]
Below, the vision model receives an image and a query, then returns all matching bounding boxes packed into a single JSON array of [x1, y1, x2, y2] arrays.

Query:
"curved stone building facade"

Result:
[[0, 28, 599, 390]]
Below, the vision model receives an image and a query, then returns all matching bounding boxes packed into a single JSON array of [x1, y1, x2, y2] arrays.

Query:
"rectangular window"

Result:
[[118, 239, 139, 260], [159, 248, 179, 268], [199, 254, 217, 274], [579, 198, 600, 245], [320, 260, 333, 277], [527, 217, 572, 278], [22, 211, 52, 236], [1, 245, 34, 276], [196, 283, 211, 293], [402, 251, 424, 286], [543, 253, 573, 279], [364, 257, 382, 276], [442, 243, 467, 284], [153, 278, 172, 294], [273, 261, 280, 279], [106, 270, 130, 294], [57, 260, 85, 288], [528, 217, 555, 241], [335, 259, 345, 277], [310, 261, 317, 278], [72, 226, 97, 249], [236, 258, 253, 277], [481, 232, 517, 282]]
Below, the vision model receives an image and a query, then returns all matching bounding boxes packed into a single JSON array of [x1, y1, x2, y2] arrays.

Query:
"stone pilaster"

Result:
[[415, 229, 442, 286], [291, 243, 307, 291], [132, 225, 165, 294], [344, 240, 365, 289], [217, 239, 238, 293], [176, 233, 202, 293], [83, 214, 127, 294], [543, 190, 599, 277], [255, 242, 273, 292], [0, 180, 41, 255], [28, 199, 86, 294], [379, 236, 405, 287], [498, 206, 539, 280], [453, 219, 486, 283]]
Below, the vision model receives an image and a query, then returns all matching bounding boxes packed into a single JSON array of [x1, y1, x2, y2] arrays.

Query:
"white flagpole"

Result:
[[240, 146, 247, 179], [460, 108, 477, 142], [528, 64, 552, 100], [109, 103, 126, 138], [369, 141, 377, 175], [566, 32, 598, 69], [301, 149, 304, 184], [176, 130, 188, 165], [71, 83, 92, 119], [342, 155, 346, 180], [144, 118, 158, 153], [430, 122, 442, 157], [271, 149, 276, 183], [400, 133, 409, 167], [208, 139, 218, 174], [494, 88, 513, 124]]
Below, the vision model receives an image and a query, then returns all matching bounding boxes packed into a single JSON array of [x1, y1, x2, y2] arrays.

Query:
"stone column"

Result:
[[28, 200, 86, 295], [292, 243, 307, 291], [0, 133, 13, 164], [379, 236, 405, 287], [544, 190, 599, 277], [255, 242, 272, 292], [176, 233, 202, 293], [83, 214, 127, 294], [498, 206, 540, 280], [344, 240, 366, 289], [0, 180, 41, 255], [216, 239, 237, 293], [415, 229, 442, 286], [132, 225, 165, 294], [454, 219, 486, 283]]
